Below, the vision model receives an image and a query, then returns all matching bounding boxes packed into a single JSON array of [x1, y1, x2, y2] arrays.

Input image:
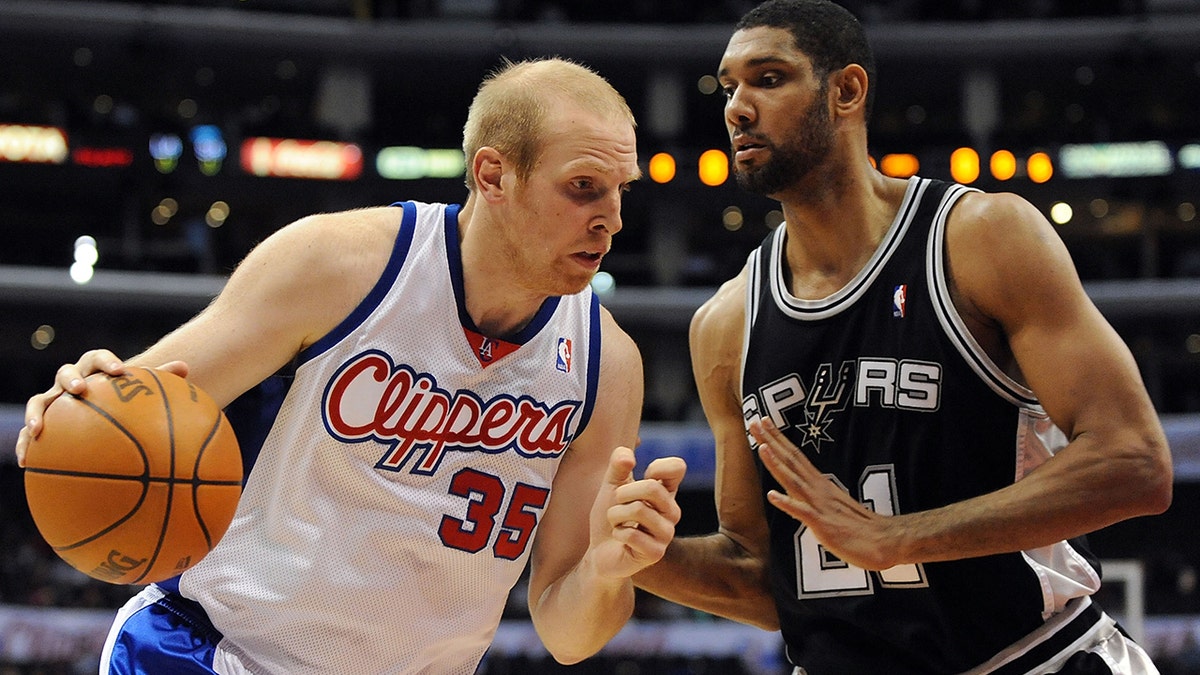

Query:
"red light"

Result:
[[72, 147, 134, 168]]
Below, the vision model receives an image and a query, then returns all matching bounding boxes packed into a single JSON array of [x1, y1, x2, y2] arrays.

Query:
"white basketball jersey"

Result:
[[178, 202, 601, 674]]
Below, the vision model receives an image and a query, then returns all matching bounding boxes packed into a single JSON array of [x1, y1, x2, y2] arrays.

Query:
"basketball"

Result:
[[23, 367, 243, 585]]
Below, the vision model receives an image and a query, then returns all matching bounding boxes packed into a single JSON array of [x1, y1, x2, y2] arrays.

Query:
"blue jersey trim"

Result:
[[446, 204, 562, 344], [296, 201, 418, 367], [575, 293, 602, 434]]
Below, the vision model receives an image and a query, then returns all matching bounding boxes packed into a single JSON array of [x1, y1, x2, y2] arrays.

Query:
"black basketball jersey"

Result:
[[741, 177, 1110, 674]]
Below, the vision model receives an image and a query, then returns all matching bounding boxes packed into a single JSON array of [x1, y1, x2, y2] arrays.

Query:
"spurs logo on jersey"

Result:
[[323, 350, 580, 475], [744, 357, 942, 451]]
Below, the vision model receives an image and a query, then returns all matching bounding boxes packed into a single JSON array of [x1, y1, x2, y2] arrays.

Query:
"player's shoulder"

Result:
[[947, 189, 1050, 244], [946, 188, 1069, 270], [287, 205, 405, 242], [596, 304, 643, 374], [692, 266, 748, 341], [262, 206, 404, 266], [688, 266, 749, 370]]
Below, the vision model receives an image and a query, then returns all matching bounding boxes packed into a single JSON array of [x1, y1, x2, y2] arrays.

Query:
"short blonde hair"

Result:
[[462, 57, 636, 191]]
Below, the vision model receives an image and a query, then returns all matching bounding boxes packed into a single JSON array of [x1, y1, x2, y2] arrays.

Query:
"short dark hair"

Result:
[[736, 0, 876, 121]]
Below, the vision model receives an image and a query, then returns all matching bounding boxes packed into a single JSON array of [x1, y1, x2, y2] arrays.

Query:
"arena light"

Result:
[[949, 147, 980, 184], [698, 149, 729, 186], [191, 125, 227, 176], [1179, 202, 1196, 223], [0, 124, 68, 164], [150, 133, 183, 174], [72, 146, 134, 168], [206, 201, 230, 228], [1027, 152, 1054, 184], [648, 152, 676, 183], [1049, 202, 1073, 225], [1059, 141, 1172, 178], [71, 235, 98, 285], [990, 150, 1016, 181], [375, 146, 464, 180], [242, 137, 364, 181], [30, 324, 55, 351], [722, 206, 744, 231], [879, 153, 919, 178], [1179, 144, 1200, 170], [591, 271, 615, 297]]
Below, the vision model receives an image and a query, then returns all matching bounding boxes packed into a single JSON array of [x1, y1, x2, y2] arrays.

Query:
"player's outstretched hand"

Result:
[[750, 418, 899, 571], [588, 446, 686, 579], [14, 350, 189, 467]]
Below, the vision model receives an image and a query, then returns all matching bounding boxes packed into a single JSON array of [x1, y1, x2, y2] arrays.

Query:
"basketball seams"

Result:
[[60, 390, 153, 478], [24, 368, 242, 585], [130, 368, 175, 585], [191, 412, 230, 549], [41, 474, 150, 553], [30, 390, 155, 553]]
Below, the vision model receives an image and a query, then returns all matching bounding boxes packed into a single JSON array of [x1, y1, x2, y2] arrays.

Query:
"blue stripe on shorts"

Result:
[[106, 590, 223, 675]]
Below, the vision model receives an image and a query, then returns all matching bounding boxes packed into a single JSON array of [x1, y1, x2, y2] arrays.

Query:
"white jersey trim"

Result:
[[768, 176, 926, 321], [926, 184, 1041, 408]]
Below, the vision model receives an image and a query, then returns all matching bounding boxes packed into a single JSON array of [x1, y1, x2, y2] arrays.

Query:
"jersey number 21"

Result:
[[793, 465, 928, 598]]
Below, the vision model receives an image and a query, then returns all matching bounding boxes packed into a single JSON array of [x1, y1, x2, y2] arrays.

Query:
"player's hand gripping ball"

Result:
[[23, 367, 243, 585]]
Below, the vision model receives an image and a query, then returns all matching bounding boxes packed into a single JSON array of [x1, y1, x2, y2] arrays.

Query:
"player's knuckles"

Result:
[[611, 479, 659, 504], [607, 500, 655, 527], [644, 456, 687, 479], [54, 363, 79, 383]]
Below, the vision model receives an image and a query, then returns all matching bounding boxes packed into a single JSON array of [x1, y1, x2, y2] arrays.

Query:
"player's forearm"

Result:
[[530, 555, 634, 665], [634, 533, 778, 630], [891, 433, 1172, 565]]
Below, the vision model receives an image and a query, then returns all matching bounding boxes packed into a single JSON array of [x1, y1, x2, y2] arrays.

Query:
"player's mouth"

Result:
[[733, 134, 769, 162], [573, 250, 605, 271]]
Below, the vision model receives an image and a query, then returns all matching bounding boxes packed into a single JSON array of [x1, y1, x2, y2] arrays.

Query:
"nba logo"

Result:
[[556, 338, 572, 373], [892, 284, 907, 318]]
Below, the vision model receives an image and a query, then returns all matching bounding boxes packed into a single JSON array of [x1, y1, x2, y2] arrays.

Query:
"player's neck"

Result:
[[457, 208, 545, 338], [778, 168, 908, 299]]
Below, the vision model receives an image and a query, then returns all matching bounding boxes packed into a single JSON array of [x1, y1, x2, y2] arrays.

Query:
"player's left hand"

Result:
[[751, 418, 899, 571], [588, 446, 686, 579]]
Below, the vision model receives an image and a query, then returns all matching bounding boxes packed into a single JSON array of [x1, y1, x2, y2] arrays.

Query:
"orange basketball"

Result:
[[23, 367, 242, 585]]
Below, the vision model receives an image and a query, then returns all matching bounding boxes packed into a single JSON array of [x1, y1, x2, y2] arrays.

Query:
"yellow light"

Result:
[[648, 152, 676, 183], [698, 149, 729, 186], [950, 147, 980, 184], [1049, 201, 1073, 225], [879, 153, 919, 178], [990, 150, 1016, 181], [1027, 152, 1053, 183]]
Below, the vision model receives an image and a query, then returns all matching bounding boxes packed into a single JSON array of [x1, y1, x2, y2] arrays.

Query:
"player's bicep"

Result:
[[690, 277, 770, 553], [528, 313, 642, 598], [948, 193, 1155, 438], [132, 214, 381, 406]]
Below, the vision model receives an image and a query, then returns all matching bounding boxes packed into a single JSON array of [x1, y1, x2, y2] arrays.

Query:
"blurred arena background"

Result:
[[1, 0, 1200, 672]]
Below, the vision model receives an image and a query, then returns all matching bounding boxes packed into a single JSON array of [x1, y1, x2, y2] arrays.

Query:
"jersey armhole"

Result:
[[296, 202, 419, 366], [573, 292, 603, 435]]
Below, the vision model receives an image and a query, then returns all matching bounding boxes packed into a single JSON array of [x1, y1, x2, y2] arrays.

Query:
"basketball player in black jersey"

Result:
[[635, 1, 1173, 672]]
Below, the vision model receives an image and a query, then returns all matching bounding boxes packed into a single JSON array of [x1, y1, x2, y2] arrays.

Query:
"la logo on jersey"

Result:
[[743, 357, 942, 452], [323, 350, 580, 475], [463, 328, 519, 368]]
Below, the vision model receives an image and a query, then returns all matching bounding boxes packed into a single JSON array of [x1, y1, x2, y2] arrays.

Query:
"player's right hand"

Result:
[[15, 349, 133, 467]]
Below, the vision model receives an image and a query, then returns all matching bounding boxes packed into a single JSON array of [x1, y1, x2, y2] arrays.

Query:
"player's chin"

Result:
[[556, 270, 598, 296]]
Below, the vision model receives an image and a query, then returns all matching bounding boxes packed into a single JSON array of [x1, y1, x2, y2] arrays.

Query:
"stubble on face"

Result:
[[734, 82, 834, 197], [505, 107, 637, 299]]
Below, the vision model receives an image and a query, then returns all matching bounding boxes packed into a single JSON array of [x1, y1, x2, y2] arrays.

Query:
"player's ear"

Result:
[[473, 147, 507, 203], [832, 64, 868, 118]]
